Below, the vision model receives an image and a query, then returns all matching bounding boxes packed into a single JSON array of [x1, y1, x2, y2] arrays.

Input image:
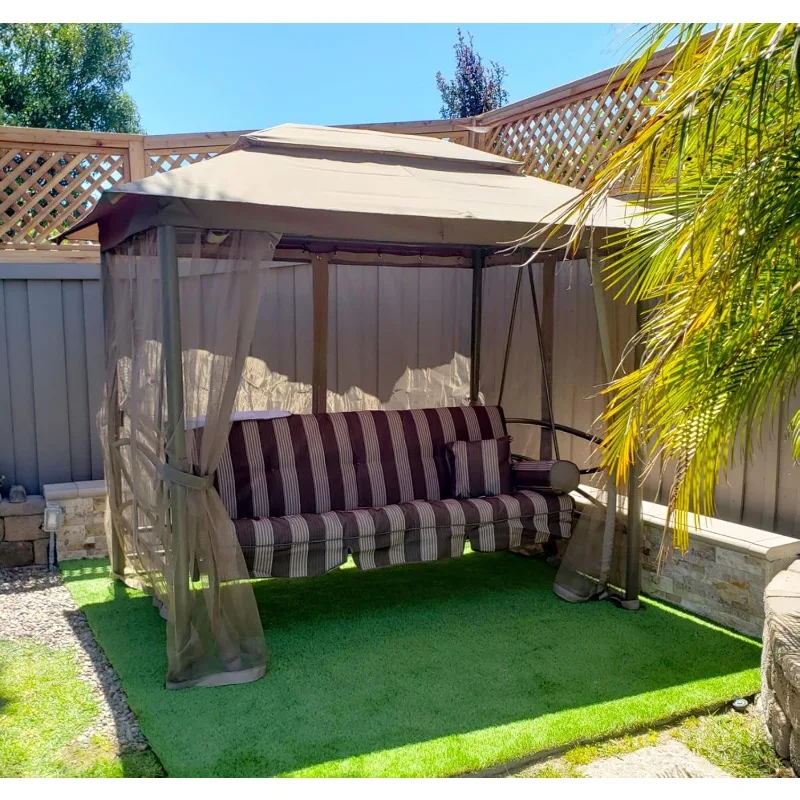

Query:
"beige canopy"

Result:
[[60, 123, 654, 251]]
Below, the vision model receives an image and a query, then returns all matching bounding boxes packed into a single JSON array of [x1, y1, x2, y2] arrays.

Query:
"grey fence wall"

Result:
[[0, 262, 104, 493], [2, 258, 798, 539]]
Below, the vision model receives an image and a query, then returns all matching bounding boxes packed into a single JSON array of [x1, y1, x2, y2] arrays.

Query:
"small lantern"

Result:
[[42, 504, 64, 533]]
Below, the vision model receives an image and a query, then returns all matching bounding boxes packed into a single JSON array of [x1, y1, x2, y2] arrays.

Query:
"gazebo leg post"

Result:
[[108, 382, 125, 577], [311, 253, 330, 415], [622, 300, 645, 611], [469, 248, 485, 404], [101, 250, 125, 579], [159, 225, 193, 665], [622, 448, 643, 610]]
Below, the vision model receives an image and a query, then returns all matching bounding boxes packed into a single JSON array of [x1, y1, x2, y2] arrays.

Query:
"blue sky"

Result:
[[125, 24, 635, 134]]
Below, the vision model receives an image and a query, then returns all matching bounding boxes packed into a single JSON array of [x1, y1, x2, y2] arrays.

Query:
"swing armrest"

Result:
[[505, 417, 603, 476], [511, 458, 581, 494]]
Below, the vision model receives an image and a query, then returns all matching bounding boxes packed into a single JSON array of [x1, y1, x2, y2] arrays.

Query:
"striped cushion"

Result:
[[512, 459, 581, 493], [213, 406, 507, 519], [446, 436, 512, 498], [233, 490, 575, 578]]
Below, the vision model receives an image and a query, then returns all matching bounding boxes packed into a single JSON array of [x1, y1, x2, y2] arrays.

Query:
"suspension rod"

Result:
[[527, 262, 560, 460], [498, 264, 524, 406]]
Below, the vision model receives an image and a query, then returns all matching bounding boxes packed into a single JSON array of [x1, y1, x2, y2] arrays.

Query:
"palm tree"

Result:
[[550, 24, 800, 550]]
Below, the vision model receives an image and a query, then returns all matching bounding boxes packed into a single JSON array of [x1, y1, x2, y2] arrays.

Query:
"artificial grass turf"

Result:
[[62, 552, 762, 778]]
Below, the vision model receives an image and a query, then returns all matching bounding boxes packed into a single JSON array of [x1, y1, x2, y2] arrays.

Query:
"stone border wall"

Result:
[[638, 503, 800, 639], [43, 481, 109, 562], [581, 488, 800, 639], [0, 494, 47, 566]]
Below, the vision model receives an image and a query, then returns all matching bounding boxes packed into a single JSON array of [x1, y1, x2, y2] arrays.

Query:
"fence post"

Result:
[[127, 137, 148, 181]]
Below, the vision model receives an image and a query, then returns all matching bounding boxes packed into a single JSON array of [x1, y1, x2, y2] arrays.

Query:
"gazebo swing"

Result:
[[60, 124, 650, 689]]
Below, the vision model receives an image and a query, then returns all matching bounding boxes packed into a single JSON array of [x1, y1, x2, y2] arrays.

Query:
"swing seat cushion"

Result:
[[233, 490, 574, 579], [205, 405, 576, 579]]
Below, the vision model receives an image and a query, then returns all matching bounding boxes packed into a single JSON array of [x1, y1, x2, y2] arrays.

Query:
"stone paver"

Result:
[[583, 740, 730, 778]]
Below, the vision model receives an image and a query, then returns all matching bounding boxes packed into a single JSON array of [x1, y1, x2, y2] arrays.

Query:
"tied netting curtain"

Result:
[[553, 251, 636, 602], [101, 226, 280, 689]]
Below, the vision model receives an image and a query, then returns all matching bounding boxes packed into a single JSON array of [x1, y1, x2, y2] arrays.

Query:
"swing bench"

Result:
[[210, 405, 580, 579]]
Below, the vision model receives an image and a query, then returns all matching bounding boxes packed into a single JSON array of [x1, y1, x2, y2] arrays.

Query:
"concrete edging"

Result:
[[577, 484, 800, 564], [43, 480, 107, 502]]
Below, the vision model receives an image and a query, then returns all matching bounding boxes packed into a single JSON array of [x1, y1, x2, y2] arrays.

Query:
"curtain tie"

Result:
[[159, 461, 214, 491]]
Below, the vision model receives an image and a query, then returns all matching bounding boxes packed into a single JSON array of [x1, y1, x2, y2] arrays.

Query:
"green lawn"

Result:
[[0, 639, 163, 777], [62, 552, 761, 777]]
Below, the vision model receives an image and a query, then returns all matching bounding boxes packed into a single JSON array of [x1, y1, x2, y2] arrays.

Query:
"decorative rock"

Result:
[[5, 515, 46, 541], [791, 729, 800, 774], [0, 496, 46, 517], [784, 654, 800, 695], [762, 560, 800, 775], [768, 695, 792, 759], [0, 540, 33, 567], [8, 484, 27, 503], [636, 517, 800, 638]]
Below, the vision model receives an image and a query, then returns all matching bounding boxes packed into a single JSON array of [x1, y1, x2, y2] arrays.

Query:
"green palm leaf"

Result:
[[534, 24, 800, 550]]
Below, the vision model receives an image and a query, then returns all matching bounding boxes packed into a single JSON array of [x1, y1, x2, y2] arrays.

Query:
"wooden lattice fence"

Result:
[[0, 142, 128, 247], [477, 48, 675, 189], [0, 130, 247, 251], [0, 48, 679, 251]]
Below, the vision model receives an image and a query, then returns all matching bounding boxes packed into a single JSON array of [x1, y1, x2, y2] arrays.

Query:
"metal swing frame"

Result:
[[479, 253, 642, 609]]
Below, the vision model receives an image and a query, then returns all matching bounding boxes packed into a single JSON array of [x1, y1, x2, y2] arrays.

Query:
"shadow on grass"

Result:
[[63, 552, 762, 777]]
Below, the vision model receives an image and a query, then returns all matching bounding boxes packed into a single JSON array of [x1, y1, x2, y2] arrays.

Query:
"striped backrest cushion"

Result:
[[214, 405, 507, 519], [511, 459, 580, 493], [445, 436, 513, 499]]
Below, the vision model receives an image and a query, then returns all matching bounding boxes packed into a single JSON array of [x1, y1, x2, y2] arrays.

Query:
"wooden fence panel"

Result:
[[480, 264, 543, 459], [376, 266, 420, 403], [775, 391, 800, 535]]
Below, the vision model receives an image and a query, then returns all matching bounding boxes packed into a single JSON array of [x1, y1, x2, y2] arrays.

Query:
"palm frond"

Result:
[[529, 24, 800, 549]]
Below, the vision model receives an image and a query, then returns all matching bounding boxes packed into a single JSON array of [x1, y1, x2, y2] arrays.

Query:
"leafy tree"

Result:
[[552, 24, 800, 548], [0, 23, 142, 133], [436, 29, 508, 119]]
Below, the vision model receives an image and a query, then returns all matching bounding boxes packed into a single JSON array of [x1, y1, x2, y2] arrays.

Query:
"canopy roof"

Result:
[[60, 123, 656, 251]]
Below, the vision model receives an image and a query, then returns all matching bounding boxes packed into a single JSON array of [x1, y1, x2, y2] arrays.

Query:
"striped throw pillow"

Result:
[[446, 436, 512, 499], [511, 459, 580, 494]]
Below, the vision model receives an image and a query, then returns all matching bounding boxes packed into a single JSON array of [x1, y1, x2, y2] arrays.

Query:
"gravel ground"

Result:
[[0, 565, 148, 753]]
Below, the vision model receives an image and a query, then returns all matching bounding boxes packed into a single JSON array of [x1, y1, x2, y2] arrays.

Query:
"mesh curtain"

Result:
[[325, 263, 473, 411], [101, 227, 280, 689], [553, 251, 636, 602]]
